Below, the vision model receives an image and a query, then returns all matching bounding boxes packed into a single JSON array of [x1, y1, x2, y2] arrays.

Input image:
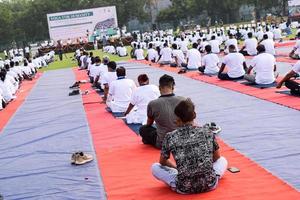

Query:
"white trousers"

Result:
[[151, 157, 228, 193]]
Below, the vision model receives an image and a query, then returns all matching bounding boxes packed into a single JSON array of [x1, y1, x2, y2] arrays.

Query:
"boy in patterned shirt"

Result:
[[151, 98, 228, 194]]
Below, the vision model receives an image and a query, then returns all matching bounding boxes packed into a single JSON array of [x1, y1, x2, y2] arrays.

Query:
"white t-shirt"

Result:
[[225, 38, 239, 51], [147, 48, 158, 61], [118, 47, 127, 57], [266, 31, 274, 40], [89, 64, 101, 79], [101, 71, 117, 88], [160, 47, 173, 62], [251, 53, 276, 84], [209, 40, 220, 53], [135, 49, 145, 60], [109, 78, 137, 111], [202, 53, 220, 74], [292, 61, 300, 74], [179, 40, 189, 52], [261, 39, 275, 55], [172, 49, 185, 65], [98, 64, 108, 80], [223, 52, 246, 78], [187, 48, 201, 69], [273, 29, 282, 40], [244, 38, 258, 56]]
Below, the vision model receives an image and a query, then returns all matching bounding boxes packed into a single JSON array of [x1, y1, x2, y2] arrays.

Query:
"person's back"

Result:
[[261, 38, 275, 55], [172, 49, 185, 65], [147, 48, 158, 62], [225, 38, 238, 51], [244, 37, 258, 56], [251, 52, 276, 84], [202, 53, 220, 74], [135, 47, 145, 60], [147, 95, 185, 147], [160, 46, 172, 62], [187, 47, 201, 69], [209, 38, 220, 54], [119, 46, 127, 57], [223, 52, 245, 78]]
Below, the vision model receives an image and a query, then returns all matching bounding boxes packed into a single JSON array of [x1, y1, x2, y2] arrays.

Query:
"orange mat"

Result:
[[74, 68, 300, 200], [132, 60, 300, 111], [0, 73, 42, 132]]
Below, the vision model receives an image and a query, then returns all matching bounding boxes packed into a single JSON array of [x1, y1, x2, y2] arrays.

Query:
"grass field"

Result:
[[40, 46, 133, 72]]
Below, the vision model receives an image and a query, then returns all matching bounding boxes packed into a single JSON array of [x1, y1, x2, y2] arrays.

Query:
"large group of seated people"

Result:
[[0, 49, 52, 111], [122, 23, 299, 95], [75, 50, 228, 193]]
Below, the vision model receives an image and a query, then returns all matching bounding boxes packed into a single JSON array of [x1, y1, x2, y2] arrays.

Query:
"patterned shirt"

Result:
[[161, 124, 219, 194]]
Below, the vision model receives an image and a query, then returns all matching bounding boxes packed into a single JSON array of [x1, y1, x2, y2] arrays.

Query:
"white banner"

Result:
[[289, 0, 300, 6], [47, 6, 118, 43]]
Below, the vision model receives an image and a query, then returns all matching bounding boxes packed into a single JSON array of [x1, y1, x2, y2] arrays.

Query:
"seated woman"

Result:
[[151, 98, 227, 194]]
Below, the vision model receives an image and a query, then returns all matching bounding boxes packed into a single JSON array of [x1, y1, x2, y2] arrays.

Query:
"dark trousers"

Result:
[[198, 66, 205, 73], [139, 125, 157, 146], [285, 80, 300, 95], [218, 73, 244, 80], [239, 50, 250, 56]]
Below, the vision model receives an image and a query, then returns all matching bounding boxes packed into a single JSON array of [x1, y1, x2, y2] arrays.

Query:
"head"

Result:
[[103, 56, 110, 65], [159, 74, 175, 95], [211, 35, 216, 40], [256, 44, 266, 54], [205, 45, 212, 53], [263, 34, 268, 40], [163, 43, 168, 48], [137, 74, 149, 86], [172, 43, 178, 49], [148, 43, 153, 49], [116, 66, 126, 77], [192, 43, 198, 49], [94, 56, 101, 64], [247, 32, 253, 38], [107, 61, 117, 71], [229, 44, 236, 53], [297, 32, 300, 39], [174, 98, 196, 126]]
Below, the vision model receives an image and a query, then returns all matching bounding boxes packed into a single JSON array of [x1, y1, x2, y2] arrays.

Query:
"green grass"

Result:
[[40, 46, 133, 72], [0, 52, 4, 59]]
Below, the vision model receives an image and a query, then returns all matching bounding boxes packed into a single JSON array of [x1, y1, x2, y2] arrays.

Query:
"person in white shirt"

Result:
[[117, 44, 127, 57], [218, 45, 247, 80], [265, 27, 274, 41], [171, 44, 186, 67], [135, 45, 145, 60], [107, 67, 137, 113], [273, 27, 282, 41], [244, 45, 277, 85], [124, 74, 160, 124], [146, 43, 159, 63], [209, 35, 220, 54], [277, 61, 300, 95], [240, 32, 257, 56], [0, 69, 15, 102], [289, 32, 300, 60], [224, 34, 239, 54], [89, 56, 101, 84], [199, 38, 209, 53], [198, 45, 220, 75], [179, 43, 202, 74], [179, 37, 189, 55], [260, 34, 275, 55], [102, 61, 117, 102], [157, 43, 173, 65]]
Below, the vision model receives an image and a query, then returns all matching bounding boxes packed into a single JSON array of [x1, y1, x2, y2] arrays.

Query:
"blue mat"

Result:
[[0, 69, 106, 199], [124, 62, 300, 191]]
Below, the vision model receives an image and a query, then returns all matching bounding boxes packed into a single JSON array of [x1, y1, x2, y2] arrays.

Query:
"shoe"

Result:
[[69, 89, 80, 96], [81, 90, 89, 95], [204, 122, 222, 135], [178, 69, 187, 74], [69, 82, 80, 89], [71, 152, 93, 165]]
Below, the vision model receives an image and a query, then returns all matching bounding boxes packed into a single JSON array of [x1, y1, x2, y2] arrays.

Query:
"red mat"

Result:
[[132, 60, 300, 111], [275, 41, 296, 47], [0, 73, 42, 132], [74, 68, 300, 200]]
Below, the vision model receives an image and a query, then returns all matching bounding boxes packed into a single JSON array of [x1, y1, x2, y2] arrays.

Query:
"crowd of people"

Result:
[[72, 22, 300, 194], [0, 49, 54, 111]]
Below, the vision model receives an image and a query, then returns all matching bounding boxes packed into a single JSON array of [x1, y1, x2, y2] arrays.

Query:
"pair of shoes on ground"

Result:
[[69, 89, 89, 96], [71, 151, 93, 165], [204, 122, 222, 135], [178, 69, 187, 74]]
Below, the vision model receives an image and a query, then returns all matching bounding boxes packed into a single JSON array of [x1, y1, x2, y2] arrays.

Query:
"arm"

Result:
[[124, 103, 134, 116], [247, 66, 253, 74], [102, 84, 109, 101], [146, 117, 154, 126], [159, 155, 177, 169], [218, 63, 226, 75], [277, 70, 296, 88], [274, 64, 277, 72], [93, 75, 99, 86], [243, 62, 248, 72], [213, 149, 221, 162]]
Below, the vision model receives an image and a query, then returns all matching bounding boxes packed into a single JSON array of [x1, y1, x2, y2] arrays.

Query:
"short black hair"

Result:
[[172, 43, 177, 49], [163, 43, 168, 47], [94, 56, 101, 63], [149, 43, 153, 48], [263, 34, 268, 39], [247, 32, 253, 38], [229, 44, 236, 51], [257, 44, 266, 54], [137, 74, 149, 83], [174, 98, 196, 123], [192, 43, 198, 49], [107, 61, 117, 70], [211, 35, 216, 40], [205, 45, 212, 53], [159, 74, 175, 88], [116, 66, 126, 77]]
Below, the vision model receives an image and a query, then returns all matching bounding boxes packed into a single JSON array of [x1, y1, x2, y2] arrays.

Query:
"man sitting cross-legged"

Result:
[[244, 45, 278, 85], [151, 98, 228, 194], [277, 61, 300, 96], [218, 44, 247, 80], [198, 45, 220, 75], [178, 43, 201, 74], [101, 61, 117, 102], [139, 74, 185, 149], [106, 66, 136, 113], [124, 74, 160, 124], [239, 32, 258, 56]]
